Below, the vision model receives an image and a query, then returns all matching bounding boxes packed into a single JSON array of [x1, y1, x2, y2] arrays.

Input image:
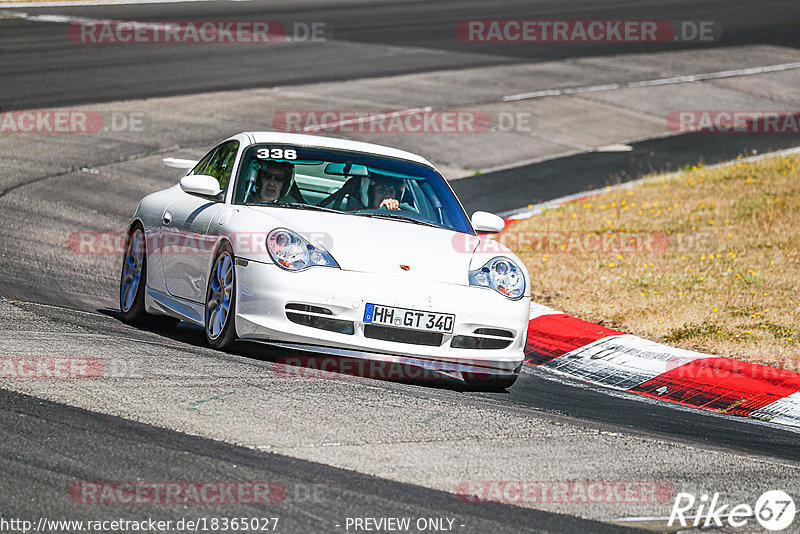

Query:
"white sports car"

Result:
[[120, 132, 530, 388]]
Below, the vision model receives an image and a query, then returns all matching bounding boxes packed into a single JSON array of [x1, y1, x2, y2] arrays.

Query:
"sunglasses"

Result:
[[371, 181, 399, 191], [260, 171, 288, 182]]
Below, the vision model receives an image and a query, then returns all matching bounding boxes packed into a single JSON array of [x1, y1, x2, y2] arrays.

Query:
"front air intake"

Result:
[[451, 327, 515, 349], [363, 325, 443, 347], [285, 304, 354, 335], [450, 336, 512, 349]]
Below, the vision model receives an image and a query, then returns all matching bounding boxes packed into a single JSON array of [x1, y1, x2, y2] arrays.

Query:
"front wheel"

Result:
[[205, 245, 238, 350], [463, 371, 519, 391]]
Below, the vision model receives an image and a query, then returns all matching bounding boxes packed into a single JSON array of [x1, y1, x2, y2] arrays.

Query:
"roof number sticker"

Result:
[[257, 148, 297, 160]]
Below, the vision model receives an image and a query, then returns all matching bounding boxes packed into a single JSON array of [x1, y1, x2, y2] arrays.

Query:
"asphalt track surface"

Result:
[[454, 131, 800, 215], [0, 388, 631, 534], [0, 0, 798, 110], [2, 0, 800, 532]]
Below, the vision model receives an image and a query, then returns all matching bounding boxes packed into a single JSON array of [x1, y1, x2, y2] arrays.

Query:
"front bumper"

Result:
[[234, 260, 529, 374]]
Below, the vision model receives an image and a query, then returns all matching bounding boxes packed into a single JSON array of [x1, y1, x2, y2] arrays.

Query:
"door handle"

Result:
[[163, 211, 172, 226]]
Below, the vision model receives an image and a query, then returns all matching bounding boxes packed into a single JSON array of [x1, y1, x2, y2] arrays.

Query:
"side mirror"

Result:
[[471, 211, 506, 233], [180, 175, 222, 198]]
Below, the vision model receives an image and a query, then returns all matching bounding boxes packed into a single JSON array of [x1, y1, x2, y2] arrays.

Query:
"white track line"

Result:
[[0, 0, 217, 7], [502, 61, 800, 102], [14, 13, 229, 26]]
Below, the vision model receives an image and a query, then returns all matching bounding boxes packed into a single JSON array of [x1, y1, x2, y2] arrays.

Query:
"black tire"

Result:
[[463, 372, 519, 391], [119, 223, 180, 329], [205, 243, 238, 350]]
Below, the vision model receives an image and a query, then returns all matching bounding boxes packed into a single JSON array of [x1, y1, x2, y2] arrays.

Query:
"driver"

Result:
[[246, 160, 305, 203]]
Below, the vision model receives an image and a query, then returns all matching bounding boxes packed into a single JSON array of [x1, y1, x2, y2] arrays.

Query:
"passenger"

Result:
[[320, 174, 406, 211], [366, 175, 405, 210]]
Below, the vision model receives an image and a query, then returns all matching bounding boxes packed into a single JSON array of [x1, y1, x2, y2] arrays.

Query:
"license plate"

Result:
[[364, 304, 455, 334]]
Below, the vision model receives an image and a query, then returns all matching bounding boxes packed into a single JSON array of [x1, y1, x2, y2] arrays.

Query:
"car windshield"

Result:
[[232, 144, 474, 234]]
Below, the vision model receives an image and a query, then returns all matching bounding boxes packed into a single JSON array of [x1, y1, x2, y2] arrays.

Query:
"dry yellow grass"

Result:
[[507, 153, 800, 371]]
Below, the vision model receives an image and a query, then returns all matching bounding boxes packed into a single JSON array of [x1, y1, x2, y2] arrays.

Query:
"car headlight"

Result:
[[469, 257, 526, 299], [266, 228, 339, 271]]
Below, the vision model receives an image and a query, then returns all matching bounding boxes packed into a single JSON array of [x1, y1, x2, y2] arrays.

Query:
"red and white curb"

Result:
[[503, 147, 800, 429], [524, 305, 800, 428]]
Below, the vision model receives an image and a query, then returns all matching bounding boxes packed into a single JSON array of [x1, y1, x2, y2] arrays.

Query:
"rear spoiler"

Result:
[[162, 157, 198, 171]]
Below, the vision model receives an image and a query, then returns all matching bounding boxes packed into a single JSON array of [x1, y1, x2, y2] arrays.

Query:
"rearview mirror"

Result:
[[180, 175, 222, 198], [324, 162, 369, 176], [471, 211, 505, 233]]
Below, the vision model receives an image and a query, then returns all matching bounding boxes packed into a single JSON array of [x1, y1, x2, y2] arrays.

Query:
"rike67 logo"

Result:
[[669, 490, 795, 531]]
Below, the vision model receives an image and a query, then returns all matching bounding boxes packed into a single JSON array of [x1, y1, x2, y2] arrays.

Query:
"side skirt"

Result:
[[145, 285, 204, 326]]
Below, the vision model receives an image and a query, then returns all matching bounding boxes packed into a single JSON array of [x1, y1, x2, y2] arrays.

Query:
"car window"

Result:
[[190, 147, 217, 176], [232, 144, 473, 234], [203, 141, 239, 190]]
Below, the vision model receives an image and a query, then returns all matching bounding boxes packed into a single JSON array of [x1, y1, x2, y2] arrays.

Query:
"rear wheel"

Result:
[[119, 224, 179, 329], [205, 244, 238, 350]]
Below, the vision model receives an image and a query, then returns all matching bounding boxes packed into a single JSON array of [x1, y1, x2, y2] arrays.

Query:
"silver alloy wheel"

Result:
[[206, 251, 234, 340], [120, 228, 145, 312]]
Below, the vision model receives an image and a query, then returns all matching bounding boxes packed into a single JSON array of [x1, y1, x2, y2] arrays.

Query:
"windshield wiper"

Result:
[[249, 202, 442, 228], [356, 212, 441, 228], [249, 201, 341, 214]]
